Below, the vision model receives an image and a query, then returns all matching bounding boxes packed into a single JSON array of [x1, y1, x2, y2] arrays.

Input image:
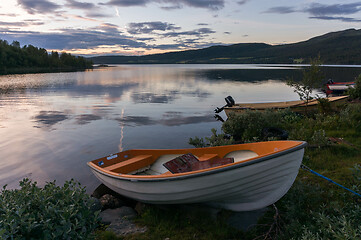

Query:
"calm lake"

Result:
[[1, 64, 360, 191]]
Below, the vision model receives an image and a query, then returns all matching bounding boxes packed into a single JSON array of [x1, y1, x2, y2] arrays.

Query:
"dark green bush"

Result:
[[0, 179, 100, 239], [222, 109, 299, 142], [339, 103, 361, 131], [189, 128, 234, 148], [348, 74, 361, 100]]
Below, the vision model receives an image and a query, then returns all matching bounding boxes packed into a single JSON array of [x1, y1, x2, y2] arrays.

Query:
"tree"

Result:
[[287, 55, 324, 113]]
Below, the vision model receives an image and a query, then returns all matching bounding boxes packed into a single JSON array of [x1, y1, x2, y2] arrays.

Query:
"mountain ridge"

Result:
[[90, 28, 361, 65]]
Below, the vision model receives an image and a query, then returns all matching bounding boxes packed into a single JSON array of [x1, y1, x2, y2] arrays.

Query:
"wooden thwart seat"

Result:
[[198, 154, 219, 161], [104, 155, 153, 174]]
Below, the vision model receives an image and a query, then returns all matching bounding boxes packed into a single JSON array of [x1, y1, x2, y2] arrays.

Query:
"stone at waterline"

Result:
[[91, 183, 138, 207], [100, 206, 137, 225], [91, 183, 119, 199], [100, 194, 125, 209]]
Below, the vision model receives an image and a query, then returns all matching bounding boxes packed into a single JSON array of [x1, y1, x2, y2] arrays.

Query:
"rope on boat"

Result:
[[301, 164, 361, 198]]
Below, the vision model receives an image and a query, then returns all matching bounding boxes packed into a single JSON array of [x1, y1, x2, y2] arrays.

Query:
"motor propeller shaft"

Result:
[[214, 96, 235, 113]]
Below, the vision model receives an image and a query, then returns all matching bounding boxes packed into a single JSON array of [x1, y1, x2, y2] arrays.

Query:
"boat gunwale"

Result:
[[88, 141, 307, 182], [224, 95, 348, 111]]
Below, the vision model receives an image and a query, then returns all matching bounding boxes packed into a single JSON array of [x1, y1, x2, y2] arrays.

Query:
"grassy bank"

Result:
[[1, 105, 360, 239], [97, 100, 361, 239]]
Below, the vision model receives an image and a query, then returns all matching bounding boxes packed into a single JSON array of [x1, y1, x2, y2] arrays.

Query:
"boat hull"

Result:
[[89, 143, 305, 211], [224, 96, 348, 117]]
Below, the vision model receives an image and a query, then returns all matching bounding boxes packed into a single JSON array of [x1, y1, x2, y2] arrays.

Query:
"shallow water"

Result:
[[0, 64, 360, 191]]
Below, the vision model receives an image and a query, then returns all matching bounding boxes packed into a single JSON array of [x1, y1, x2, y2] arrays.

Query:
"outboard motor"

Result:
[[214, 96, 235, 113], [214, 114, 225, 122], [326, 79, 334, 84]]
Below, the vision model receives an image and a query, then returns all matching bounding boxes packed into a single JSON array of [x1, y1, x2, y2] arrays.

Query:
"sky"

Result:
[[0, 0, 360, 56]]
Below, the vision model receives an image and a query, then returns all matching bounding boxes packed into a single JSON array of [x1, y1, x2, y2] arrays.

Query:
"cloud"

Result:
[[17, 0, 61, 14], [309, 16, 361, 22], [178, 0, 224, 10], [0, 13, 18, 17], [263, 6, 296, 14], [305, 3, 361, 16], [105, 0, 225, 10], [64, 0, 95, 9], [85, 11, 113, 18], [0, 21, 44, 27], [264, 2, 361, 22], [0, 25, 148, 50], [64, 0, 112, 18], [105, 0, 150, 7], [162, 27, 216, 37], [237, 0, 250, 5], [127, 21, 181, 34]]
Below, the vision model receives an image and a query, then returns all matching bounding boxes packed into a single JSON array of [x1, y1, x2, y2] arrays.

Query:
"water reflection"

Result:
[[201, 68, 303, 82], [33, 111, 70, 129], [131, 92, 177, 104], [75, 114, 102, 125], [0, 64, 360, 191], [115, 116, 157, 126]]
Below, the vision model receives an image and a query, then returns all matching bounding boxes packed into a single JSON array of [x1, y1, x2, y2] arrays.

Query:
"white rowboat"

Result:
[[88, 141, 307, 211]]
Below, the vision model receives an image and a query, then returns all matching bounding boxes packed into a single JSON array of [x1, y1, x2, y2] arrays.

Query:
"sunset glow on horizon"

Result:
[[0, 0, 360, 56]]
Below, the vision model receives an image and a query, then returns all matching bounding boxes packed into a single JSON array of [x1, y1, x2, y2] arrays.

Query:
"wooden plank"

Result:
[[198, 154, 219, 161], [104, 155, 153, 174], [191, 158, 234, 171]]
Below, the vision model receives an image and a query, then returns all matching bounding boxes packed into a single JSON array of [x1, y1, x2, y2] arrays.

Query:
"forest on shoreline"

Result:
[[0, 40, 93, 75]]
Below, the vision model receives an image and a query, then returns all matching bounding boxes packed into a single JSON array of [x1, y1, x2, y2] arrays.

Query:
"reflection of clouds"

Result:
[[34, 111, 103, 128], [115, 112, 214, 127], [115, 116, 157, 126], [131, 88, 211, 104], [75, 114, 102, 125], [131, 92, 177, 103], [202, 69, 302, 82], [180, 89, 211, 98], [159, 115, 214, 126], [33, 111, 69, 128], [162, 111, 182, 118], [64, 83, 138, 103]]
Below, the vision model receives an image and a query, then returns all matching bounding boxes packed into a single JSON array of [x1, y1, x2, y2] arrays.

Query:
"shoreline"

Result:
[[0, 66, 93, 76]]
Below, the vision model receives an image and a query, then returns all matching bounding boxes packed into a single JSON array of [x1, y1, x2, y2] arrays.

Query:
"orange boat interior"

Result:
[[88, 141, 303, 178]]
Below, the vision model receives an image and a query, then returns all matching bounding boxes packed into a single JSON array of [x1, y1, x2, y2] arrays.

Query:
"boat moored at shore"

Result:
[[88, 141, 307, 211]]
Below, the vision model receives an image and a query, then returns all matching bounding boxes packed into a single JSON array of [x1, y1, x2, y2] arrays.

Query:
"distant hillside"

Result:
[[91, 29, 361, 65]]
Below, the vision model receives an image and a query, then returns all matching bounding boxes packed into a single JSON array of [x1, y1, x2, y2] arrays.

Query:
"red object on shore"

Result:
[[326, 79, 355, 95]]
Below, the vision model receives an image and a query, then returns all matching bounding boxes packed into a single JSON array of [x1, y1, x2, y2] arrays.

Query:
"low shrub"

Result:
[[348, 74, 361, 100], [0, 179, 100, 239], [189, 128, 234, 148], [222, 109, 297, 142], [339, 103, 361, 131]]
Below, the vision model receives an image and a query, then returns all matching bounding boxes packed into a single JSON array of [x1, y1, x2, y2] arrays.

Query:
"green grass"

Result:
[[185, 102, 361, 239]]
